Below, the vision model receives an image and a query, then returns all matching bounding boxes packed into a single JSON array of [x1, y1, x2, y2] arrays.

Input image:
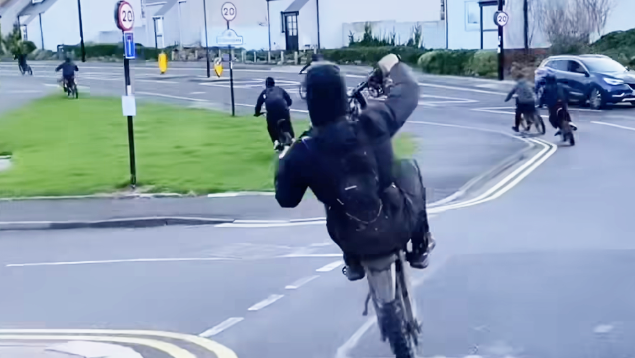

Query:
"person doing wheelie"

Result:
[[541, 72, 577, 136], [505, 72, 538, 133], [274, 54, 435, 282], [55, 57, 79, 92], [254, 77, 295, 150]]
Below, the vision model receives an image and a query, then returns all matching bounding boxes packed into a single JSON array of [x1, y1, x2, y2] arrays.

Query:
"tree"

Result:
[[536, 0, 593, 54], [581, 0, 615, 38], [1, 25, 36, 57]]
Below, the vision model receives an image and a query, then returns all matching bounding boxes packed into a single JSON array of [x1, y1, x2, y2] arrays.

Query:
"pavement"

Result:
[[2, 61, 635, 358]]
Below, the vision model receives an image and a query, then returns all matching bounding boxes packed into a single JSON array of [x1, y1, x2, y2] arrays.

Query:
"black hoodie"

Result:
[[274, 62, 420, 256]]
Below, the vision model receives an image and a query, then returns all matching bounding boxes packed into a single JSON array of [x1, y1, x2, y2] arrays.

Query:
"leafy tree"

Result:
[[1, 25, 36, 57]]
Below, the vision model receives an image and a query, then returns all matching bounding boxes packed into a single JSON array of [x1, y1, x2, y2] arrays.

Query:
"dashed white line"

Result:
[[592, 121, 635, 131], [285, 275, 320, 289], [316, 260, 344, 272], [247, 294, 284, 311], [199, 317, 244, 337]]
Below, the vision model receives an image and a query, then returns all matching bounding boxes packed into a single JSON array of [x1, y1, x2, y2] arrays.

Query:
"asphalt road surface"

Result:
[[2, 61, 635, 358]]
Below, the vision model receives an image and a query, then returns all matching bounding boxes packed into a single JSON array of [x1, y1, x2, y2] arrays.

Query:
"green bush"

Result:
[[417, 50, 476, 75], [592, 29, 635, 52], [466, 50, 497, 78], [323, 46, 426, 66]]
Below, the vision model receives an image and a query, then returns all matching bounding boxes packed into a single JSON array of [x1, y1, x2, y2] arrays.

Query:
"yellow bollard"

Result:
[[213, 58, 223, 78], [159, 52, 168, 74]]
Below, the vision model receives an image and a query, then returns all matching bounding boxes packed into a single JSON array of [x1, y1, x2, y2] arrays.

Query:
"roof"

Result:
[[153, 0, 177, 17], [18, 0, 59, 17], [284, 0, 309, 13]]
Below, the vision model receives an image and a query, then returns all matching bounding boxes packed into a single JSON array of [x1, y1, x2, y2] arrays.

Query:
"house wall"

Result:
[[0, 0, 31, 37]]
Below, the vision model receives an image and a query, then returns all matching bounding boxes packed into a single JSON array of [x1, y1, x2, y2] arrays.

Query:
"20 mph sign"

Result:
[[115, 1, 135, 32]]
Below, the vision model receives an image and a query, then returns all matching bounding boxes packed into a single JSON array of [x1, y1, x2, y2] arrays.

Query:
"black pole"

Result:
[[523, 0, 528, 52], [153, 18, 158, 49], [77, 0, 86, 62], [227, 21, 235, 116], [497, 0, 504, 81], [267, 0, 271, 52], [39, 13, 44, 49], [315, 0, 321, 51], [123, 56, 137, 188], [480, 5, 483, 50], [203, 0, 210, 77]]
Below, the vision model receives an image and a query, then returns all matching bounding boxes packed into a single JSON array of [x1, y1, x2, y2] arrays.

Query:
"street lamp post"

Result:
[[77, 0, 86, 62], [266, 0, 271, 52], [315, 0, 321, 51], [203, 0, 210, 77]]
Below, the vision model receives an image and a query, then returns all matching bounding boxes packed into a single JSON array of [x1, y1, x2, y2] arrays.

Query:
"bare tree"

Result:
[[536, 0, 594, 53], [581, 0, 615, 37]]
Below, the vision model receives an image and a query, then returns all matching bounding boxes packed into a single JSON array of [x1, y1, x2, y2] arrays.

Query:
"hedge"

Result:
[[322, 46, 427, 66], [59, 43, 161, 60]]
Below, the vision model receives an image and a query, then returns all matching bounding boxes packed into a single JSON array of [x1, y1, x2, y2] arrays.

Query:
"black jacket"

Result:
[[541, 81, 569, 108], [255, 86, 292, 118], [274, 63, 419, 255], [56, 61, 79, 77]]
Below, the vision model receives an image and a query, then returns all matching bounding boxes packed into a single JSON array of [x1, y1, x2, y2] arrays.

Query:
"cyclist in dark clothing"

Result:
[[255, 77, 295, 150], [15, 54, 28, 73], [274, 54, 435, 281], [55, 58, 79, 91], [541, 73, 577, 135]]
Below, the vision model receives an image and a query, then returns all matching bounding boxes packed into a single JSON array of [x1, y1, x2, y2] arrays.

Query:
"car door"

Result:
[[565, 60, 591, 101]]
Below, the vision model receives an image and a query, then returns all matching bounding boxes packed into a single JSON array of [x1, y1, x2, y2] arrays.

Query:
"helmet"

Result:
[[305, 63, 348, 126]]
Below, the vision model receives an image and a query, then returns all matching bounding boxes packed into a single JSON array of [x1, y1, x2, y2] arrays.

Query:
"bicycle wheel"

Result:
[[74, 85, 79, 99], [27, 66, 33, 76], [299, 83, 307, 100], [383, 269, 417, 358], [535, 115, 546, 135]]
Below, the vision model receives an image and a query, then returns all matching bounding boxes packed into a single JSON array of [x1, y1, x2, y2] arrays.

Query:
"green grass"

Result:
[[0, 96, 416, 197]]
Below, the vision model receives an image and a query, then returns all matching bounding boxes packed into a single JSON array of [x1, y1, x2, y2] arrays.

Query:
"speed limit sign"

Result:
[[115, 1, 135, 32], [494, 10, 509, 27], [221, 2, 237, 22]]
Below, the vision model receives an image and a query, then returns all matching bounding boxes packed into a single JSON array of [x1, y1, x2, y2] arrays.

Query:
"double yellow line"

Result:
[[0, 329, 237, 358]]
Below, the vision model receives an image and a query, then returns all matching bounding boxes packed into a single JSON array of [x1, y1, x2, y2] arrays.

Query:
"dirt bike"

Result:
[[255, 111, 294, 157], [19, 63, 33, 76], [557, 106, 575, 146]]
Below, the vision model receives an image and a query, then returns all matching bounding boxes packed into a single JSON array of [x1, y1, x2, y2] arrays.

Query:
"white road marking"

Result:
[[136, 91, 208, 102], [199, 317, 244, 337], [285, 275, 320, 289], [593, 324, 614, 334], [3, 90, 42, 94], [316, 260, 343, 272], [472, 107, 548, 119], [309, 242, 333, 247], [606, 115, 635, 120], [279, 253, 342, 258], [190, 91, 206, 95], [6, 257, 232, 267], [137, 79, 179, 84], [592, 121, 635, 131], [247, 294, 284, 311], [419, 83, 507, 96], [47, 341, 142, 358], [207, 191, 274, 197], [216, 220, 324, 228]]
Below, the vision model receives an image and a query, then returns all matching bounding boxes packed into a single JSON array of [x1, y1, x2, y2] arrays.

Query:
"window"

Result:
[[547, 60, 567, 71], [465, 1, 480, 31], [568, 61, 587, 75], [582, 57, 626, 73]]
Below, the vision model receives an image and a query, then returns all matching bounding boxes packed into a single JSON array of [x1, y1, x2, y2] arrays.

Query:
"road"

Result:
[[1, 61, 635, 358]]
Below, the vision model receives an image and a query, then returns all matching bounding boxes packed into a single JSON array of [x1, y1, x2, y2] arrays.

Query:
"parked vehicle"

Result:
[[535, 54, 635, 110]]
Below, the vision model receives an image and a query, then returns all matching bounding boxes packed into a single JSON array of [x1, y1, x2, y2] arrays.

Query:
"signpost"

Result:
[[115, 0, 137, 188], [494, 3, 508, 81], [218, 2, 241, 116]]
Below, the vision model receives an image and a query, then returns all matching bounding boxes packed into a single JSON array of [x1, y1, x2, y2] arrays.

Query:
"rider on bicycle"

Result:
[[541, 72, 577, 136], [254, 77, 295, 150], [55, 57, 79, 91], [274, 54, 434, 281], [299, 53, 325, 74], [505, 71, 538, 133], [14, 53, 28, 74]]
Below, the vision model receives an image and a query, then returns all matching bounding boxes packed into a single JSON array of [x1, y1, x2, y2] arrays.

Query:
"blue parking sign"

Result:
[[124, 32, 135, 59]]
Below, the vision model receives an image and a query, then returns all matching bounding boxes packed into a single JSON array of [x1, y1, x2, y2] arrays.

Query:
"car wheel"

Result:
[[589, 88, 604, 110]]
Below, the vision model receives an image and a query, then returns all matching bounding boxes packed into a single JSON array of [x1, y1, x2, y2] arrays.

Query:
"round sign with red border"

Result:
[[115, 1, 135, 32]]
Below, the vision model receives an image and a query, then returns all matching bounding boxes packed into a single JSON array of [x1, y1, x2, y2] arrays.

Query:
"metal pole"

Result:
[[123, 56, 137, 188], [315, 0, 321, 51], [230, 46, 235, 116], [39, 13, 44, 49], [177, 0, 183, 48], [153, 18, 158, 49], [203, 0, 210, 77], [497, 0, 504, 81], [267, 0, 271, 52], [77, 0, 86, 62], [523, 0, 528, 52]]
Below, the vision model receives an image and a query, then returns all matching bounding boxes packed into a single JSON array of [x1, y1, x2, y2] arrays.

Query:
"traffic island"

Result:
[[0, 96, 415, 198]]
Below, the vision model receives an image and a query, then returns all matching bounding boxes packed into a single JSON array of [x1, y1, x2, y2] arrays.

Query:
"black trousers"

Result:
[[266, 111, 294, 143]]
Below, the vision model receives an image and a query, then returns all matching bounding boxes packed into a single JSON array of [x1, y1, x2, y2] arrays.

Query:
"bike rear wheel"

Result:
[[299, 83, 307, 100], [535, 114, 546, 135]]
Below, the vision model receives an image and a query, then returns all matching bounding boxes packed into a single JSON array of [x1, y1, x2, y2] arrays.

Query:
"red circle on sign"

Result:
[[117, 1, 135, 32]]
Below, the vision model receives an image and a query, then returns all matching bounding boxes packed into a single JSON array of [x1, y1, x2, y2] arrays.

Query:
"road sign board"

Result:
[[115, 1, 135, 32], [216, 29, 243, 46], [221, 2, 236, 22], [494, 10, 509, 27], [124, 32, 136, 59]]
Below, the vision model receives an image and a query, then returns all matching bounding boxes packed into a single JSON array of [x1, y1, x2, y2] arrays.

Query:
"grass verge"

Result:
[[0, 96, 415, 197]]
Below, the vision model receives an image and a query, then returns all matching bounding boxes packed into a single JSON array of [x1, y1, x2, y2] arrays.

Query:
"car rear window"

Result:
[[581, 58, 626, 73]]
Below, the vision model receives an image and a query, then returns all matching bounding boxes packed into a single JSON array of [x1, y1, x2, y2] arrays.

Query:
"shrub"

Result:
[[323, 46, 426, 66], [466, 50, 497, 78], [417, 50, 476, 75]]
